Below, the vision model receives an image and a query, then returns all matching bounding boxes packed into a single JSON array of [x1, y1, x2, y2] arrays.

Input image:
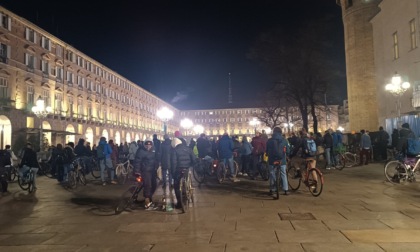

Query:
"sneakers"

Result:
[[243, 173, 248, 177], [144, 198, 152, 209], [110, 180, 118, 185], [238, 172, 243, 176]]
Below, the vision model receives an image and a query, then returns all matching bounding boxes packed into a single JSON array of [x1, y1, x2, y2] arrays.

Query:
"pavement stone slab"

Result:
[[275, 230, 350, 243], [342, 230, 420, 243], [323, 219, 391, 230], [377, 242, 420, 252], [289, 220, 330, 230], [211, 230, 277, 243], [0, 233, 57, 246], [0, 244, 86, 252], [301, 242, 384, 252]]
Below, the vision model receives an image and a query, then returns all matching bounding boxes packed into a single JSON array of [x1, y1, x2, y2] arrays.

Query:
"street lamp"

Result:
[[193, 124, 204, 135], [385, 72, 410, 126], [156, 107, 173, 135], [180, 118, 193, 136], [249, 118, 260, 134], [32, 96, 52, 151]]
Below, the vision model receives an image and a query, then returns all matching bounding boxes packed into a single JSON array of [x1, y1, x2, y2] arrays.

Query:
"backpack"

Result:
[[55, 150, 67, 165], [305, 139, 317, 156], [96, 144, 105, 160], [407, 138, 420, 156], [0, 150, 11, 167]]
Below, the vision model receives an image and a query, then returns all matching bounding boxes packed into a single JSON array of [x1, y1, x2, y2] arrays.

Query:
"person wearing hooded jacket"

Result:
[[161, 134, 172, 188], [218, 133, 240, 182], [266, 127, 290, 196], [97, 137, 114, 186], [135, 140, 159, 209], [171, 137, 196, 209]]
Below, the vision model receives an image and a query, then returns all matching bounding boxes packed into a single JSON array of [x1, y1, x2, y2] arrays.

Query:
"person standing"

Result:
[[323, 130, 334, 169], [240, 136, 252, 176], [160, 135, 172, 188], [135, 140, 159, 209], [196, 133, 212, 158], [266, 127, 289, 195], [171, 137, 196, 209], [250, 131, 266, 179], [359, 130, 372, 165], [108, 140, 119, 184], [218, 133, 240, 182], [376, 126, 389, 161], [19, 142, 40, 190], [127, 141, 138, 165], [97, 137, 114, 186]]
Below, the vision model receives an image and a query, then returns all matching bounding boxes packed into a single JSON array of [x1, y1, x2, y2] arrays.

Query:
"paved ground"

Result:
[[1, 162, 420, 251]]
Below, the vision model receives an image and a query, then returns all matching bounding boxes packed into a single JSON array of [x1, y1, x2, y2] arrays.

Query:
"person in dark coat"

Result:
[[171, 137, 196, 209], [160, 134, 172, 188], [196, 133, 212, 158], [135, 140, 159, 209], [19, 142, 40, 190], [218, 133, 240, 182]]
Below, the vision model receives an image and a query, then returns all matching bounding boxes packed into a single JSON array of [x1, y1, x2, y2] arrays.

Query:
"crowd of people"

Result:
[[0, 123, 417, 210]]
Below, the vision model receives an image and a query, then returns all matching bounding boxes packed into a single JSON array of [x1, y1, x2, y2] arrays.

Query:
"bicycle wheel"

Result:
[[188, 172, 194, 203], [78, 170, 87, 185], [9, 167, 17, 182], [335, 154, 346, 170], [28, 172, 35, 193], [275, 166, 280, 200], [384, 160, 408, 185], [287, 165, 301, 191], [217, 162, 226, 184], [259, 162, 269, 181], [193, 162, 205, 184], [344, 152, 356, 168], [18, 173, 30, 191], [307, 168, 323, 197], [91, 159, 101, 179], [116, 165, 126, 184], [115, 187, 135, 214], [180, 178, 189, 213], [233, 161, 239, 177], [67, 171, 77, 189]]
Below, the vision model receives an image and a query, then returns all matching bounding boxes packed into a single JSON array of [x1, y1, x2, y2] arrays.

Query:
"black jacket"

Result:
[[160, 139, 172, 170], [171, 144, 196, 174], [20, 147, 40, 168], [135, 148, 158, 172], [196, 137, 211, 158]]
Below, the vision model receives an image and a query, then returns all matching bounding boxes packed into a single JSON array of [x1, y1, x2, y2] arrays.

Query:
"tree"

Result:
[[248, 18, 343, 133]]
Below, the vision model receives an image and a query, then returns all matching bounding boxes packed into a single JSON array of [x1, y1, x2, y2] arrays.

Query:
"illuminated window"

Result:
[[393, 32, 399, 59], [0, 76, 8, 99], [410, 19, 417, 49]]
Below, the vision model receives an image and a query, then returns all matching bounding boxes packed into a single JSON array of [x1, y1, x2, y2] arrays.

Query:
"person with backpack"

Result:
[[19, 142, 40, 190], [266, 127, 290, 196], [51, 144, 65, 182], [97, 137, 115, 186], [74, 138, 92, 174], [250, 131, 266, 180]]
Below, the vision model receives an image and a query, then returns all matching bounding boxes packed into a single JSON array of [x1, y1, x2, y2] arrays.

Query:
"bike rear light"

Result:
[[136, 176, 143, 182]]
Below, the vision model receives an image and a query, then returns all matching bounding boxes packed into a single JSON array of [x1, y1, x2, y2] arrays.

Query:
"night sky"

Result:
[[1, 0, 346, 110]]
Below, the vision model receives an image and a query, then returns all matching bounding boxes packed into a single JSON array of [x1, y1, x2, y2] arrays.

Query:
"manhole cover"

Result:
[[279, 213, 316, 220]]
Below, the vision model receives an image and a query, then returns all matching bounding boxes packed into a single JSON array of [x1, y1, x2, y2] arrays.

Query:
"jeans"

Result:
[[222, 157, 235, 177], [99, 158, 115, 182], [19, 165, 39, 188], [325, 148, 332, 167], [269, 164, 287, 192]]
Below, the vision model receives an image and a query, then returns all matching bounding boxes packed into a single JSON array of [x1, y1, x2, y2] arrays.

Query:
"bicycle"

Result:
[[115, 173, 144, 214], [192, 156, 213, 184], [38, 159, 54, 178], [287, 157, 324, 197], [90, 157, 101, 179], [217, 158, 239, 183], [18, 166, 36, 193], [6, 165, 18, 182], [67, 158, 87, 189], [384, 155, 420, 185], [178, 168, 194, 213], [115, 159, 134, 184], [257, 157, 269, 181]]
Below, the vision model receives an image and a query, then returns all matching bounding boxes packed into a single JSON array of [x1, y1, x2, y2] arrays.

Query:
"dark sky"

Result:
[[1, 0, 346, 110]]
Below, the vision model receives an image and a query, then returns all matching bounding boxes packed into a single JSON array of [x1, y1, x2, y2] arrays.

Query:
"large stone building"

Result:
[[337, 0, 420, 135], [0, 6, 340, 151]]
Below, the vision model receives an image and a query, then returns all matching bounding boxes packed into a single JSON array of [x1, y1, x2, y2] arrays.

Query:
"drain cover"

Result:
[[279, 213, 316, 220]]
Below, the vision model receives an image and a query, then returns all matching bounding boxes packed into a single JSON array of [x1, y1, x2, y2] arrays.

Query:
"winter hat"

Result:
[[171, 137, 182, 148], [174, 130, 182, 137]]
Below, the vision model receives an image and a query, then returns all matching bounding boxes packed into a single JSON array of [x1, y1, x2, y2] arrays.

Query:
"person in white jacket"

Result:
[[127, 141, 138, 164]]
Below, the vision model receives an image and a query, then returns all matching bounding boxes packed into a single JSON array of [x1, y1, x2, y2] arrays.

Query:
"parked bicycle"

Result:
[[287, 157, 324, 197], [115, 159, 134, 184], [217, 158, 239, 183], [192, 156, 213, 184], [115, 173, 144, 214], [178, 168, 194, 213], [67, 158, 87, 189], [384, 155, 420, 185], [38, 159, 54, 178]]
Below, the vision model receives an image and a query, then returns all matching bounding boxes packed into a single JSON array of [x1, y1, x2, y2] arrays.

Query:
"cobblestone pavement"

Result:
[[1, 162, 420, 251]]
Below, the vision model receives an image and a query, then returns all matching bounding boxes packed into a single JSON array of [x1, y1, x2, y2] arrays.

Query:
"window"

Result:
[[66, 71, 74, 84], [56, 45, 63, 57], [55, 93, 62, 114], [0, 43, 10, 63], [410, 19, 417, 50], [42, 89, 50, 107], [393, 32, 399, 59], [27, 86, 34, 106], [77, 99, 83, 118], [25, 27, 36, 43], [0, 13, 11, 30], [68, 96, 74, 117], [41, 36, 51, 51], [25, 53, 35, 69], [56, 66, 64, 81], [41, 60, 49, 75], [87, 102, 92, 118], [0, 76, 8, 99], [66, 50, 75, 62]]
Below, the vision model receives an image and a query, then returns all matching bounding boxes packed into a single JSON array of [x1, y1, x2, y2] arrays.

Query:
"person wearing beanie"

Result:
[[135, 140, 159, 210], [171, 135, 196, 209], [174, 130, 187, 146], [160, 134, 172, 188]]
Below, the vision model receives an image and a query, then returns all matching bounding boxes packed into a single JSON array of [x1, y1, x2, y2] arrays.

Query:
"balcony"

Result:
[[0, 98, 15, 110], [0, 56, 8, 64]]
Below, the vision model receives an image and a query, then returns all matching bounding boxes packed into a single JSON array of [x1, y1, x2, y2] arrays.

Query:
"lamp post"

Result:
[[193, 124, 204, 135], [180, 118, 193, 136], [249, 118, 260, 134], [385, 72, 410, 127], [31, 96, 52, 151], [157, 107, 173, 135]]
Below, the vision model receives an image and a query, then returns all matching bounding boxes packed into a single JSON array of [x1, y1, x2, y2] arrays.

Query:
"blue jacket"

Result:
[[218, 135, 234, 159], [241, 139, 252, 156], [98, 139, 112, 159]]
